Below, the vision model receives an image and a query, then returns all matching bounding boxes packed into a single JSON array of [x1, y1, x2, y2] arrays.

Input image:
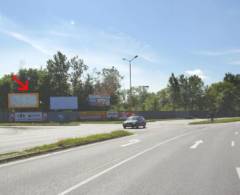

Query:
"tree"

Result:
[[157, 88, 172, 111], [0, 75, 13, 111], [168, 73, 181, 110], [206, 81, 237, 116], [143, 93, 160, 111], [178, 74, 190, 111], [224, 73, 240, 114], [78, 74, 95, 110], [47, 51, 70, 96], [94, 66, 123, 106], [69, 56, 88, 95], [187, 75, 205, 111], [18, 68, 42, 92]]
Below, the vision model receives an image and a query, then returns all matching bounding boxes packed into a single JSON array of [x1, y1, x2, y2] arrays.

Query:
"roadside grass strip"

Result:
[[0, 130, 133, 164], [190, 117, 240, 125]]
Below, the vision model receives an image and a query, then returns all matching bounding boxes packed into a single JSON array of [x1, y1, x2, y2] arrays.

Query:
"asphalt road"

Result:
[[0, 120, 197, 153], [0, 124, 123, 153], [0, 121, 240, 195]]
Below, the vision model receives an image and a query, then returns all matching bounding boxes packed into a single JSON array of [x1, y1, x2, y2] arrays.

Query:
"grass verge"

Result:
[[0, 130, 133, 164], [190, 117, 240, 125]]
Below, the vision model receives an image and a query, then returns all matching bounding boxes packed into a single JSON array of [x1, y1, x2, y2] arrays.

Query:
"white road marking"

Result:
[[190, 140, 203, 149], [236, 167, 240, 180], [121, 139, 140, 147], [58, 131, 195, 195], [231, 141, 235, 147], [235, 132, 239, 135]]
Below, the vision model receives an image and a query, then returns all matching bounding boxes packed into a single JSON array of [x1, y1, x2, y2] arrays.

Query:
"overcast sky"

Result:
[[0, 0, 240, 91]]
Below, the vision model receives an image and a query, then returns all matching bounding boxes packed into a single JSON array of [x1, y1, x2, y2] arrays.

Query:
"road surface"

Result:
[[0, 121, 240, 195], [0, 120, 197, 153], [0, 124, 123, 153]]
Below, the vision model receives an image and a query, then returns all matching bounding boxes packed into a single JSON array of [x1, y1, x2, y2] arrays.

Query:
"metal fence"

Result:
[[0, 111, 228, 122]]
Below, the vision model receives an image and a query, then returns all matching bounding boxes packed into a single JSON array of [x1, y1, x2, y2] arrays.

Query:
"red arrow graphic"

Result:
[[12, 75, 29, 91]]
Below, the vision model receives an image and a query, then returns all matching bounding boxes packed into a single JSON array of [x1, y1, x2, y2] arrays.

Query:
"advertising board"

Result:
[[50, 97, 78, 110], [88, 95, 110, 107], [79, 111, 107, 120], [8, 93, 39, 108], [14, 112, 43, 122], [107, 111, 119, 119], [119, 112, 134, 120]]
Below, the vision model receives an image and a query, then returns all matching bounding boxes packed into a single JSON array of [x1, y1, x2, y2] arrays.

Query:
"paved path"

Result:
[[0, 121, 240, 194]]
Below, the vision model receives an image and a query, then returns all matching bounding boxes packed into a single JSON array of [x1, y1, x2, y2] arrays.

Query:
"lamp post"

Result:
[[122, 55, 138, 110], [141, 85, 149, 90]]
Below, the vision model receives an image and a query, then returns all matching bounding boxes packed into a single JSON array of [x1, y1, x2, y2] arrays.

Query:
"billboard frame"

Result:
[[50, 96, 78, 110], [8, 93, 39, 109], [88, 95, 110, 107]]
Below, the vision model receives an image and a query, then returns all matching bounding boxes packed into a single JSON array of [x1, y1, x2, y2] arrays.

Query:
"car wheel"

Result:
[[123, 126, 126, 129]]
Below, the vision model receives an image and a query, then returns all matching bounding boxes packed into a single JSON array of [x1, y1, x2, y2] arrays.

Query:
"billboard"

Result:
[[80, 111, 107, 120], [14, 112, 43, 122], [88, 95, 110, 107], [50, 96, 78, 110], [107, 111, 119, 119], [8, 93, 39, 108], [119, 112, 135, 120]]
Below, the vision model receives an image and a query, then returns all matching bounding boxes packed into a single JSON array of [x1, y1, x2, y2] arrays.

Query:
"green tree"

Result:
[[94, 66, 123, 106], [157, 88, 172, 111], [69, 56, 88, 96], [47, 51, 70, 96], [187, 75, 205, 111], [143, 93, 160, 111], [0, 75, 13, 111], [206, 81, 237, 116], [168, 73, 181, 110]]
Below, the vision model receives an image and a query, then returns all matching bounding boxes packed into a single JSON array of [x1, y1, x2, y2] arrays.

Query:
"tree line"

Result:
[[0, 51, 239, 116], [125, 73, 240, 117], [0, 51, 122, 111]]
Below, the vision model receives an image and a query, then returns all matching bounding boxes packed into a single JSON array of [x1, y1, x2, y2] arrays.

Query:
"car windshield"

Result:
[[127, 116, 139, 120]]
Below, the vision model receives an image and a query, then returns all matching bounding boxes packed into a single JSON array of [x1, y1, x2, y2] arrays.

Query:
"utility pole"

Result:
[[122, 55, 138, 110]]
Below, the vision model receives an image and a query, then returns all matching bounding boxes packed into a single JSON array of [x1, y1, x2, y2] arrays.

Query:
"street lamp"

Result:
[[122, 55, 138, 110], [122, 55, 138, 95], [141, 85, 149, 90]]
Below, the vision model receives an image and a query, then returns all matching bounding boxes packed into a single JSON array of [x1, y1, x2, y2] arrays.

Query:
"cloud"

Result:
[[2, 30, 50, 55], [0, 14, 163, 91], [228, 60, 240, 65], [47, 23, 161, 64], [185, 69, 207, 80], [194, 49, 240, 56]]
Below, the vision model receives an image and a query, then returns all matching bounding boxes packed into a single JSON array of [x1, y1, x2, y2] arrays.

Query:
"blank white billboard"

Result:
[[50, 96, 78, 110]]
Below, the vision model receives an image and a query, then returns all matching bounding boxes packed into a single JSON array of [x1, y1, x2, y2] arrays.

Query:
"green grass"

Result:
[[0, 130, 133, 162], [190, 117, 240, 125]]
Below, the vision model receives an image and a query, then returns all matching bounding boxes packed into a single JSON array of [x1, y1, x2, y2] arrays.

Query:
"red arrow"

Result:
[[12, 75, 29, 91]]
